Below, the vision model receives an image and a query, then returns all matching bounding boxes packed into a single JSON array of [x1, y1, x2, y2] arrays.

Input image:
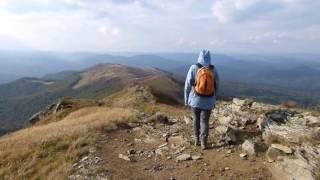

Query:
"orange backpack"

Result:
[[194, 63, 216, 97]]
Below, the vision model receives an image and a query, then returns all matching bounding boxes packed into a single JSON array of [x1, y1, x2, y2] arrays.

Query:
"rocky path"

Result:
[[69, 98, 320, 180]]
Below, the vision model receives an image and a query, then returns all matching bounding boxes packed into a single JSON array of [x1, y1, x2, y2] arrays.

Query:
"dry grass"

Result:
[[104, 85, 158, 115], [0, 107, 138, 180], [157, 104, 188, 117]]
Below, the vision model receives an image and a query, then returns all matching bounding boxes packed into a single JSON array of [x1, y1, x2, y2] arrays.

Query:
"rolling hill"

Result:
[[0, 64, 184, 135]]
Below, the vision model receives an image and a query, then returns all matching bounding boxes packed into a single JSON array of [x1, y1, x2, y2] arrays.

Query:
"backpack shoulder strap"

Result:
[[196, 63, 203, 69]]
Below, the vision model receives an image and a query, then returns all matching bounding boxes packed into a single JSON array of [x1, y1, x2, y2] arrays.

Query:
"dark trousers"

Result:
[[191, 108, 211, 143]]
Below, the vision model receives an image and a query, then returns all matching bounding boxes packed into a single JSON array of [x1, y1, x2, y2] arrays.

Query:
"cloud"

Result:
[[111, 27, 120, 36], [99, 25, 107, 35], [212, 0, 278, 23], [0, 0, 319, 53]]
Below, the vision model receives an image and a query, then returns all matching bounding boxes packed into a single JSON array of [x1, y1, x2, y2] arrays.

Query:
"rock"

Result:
[[127, 149, 136, 155], [215, 126, 229, 135], [310, 127, 320, 141], [94, 157, 102, 163], [262, 111, 319, 145], [240, 114, 258, 126], [184, 116, 191, 125], [155, 147, 169, 156], [240, 153, 248, 160], [143, 135, 158, 144], [242, 140, 256, 156], [168, 135, 188, 145], [256, 114, 267, 131], [118, 154, 131, 161], [233, 98, 246, 107], [266, 147, 282, 163], [146, 112, 169, 124], [134, 138, 142, 143], [269, 157, 314, 180], [155, 149, 163, 156], [269, 143, 320, 180], [133, 127, 142, 131], [174, 146, 186, 155], [271, 144, 293, 154], [295, 143, 320, 171], [265, 110, 294, 125], [225, 129, 237, 143], [305, 116, 320, 127], [158, 143, 168, 148], [219, 116, 233, 125], [168, 124, 182, 134], [227, 150, 233, 154], [169, 118, 178, 123], [80, 156, 89, 162], [176, 154, 192, 162], [215, 126, 237, 143], [28, 98, 77, 125], [89, 147, 96, 153], [224, 167, 230, 171], [231, 103, 242, 112], [192, 155, 202, 160]]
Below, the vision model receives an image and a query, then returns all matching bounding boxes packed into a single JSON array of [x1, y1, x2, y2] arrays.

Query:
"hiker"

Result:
[[184, 49, 219, 150]]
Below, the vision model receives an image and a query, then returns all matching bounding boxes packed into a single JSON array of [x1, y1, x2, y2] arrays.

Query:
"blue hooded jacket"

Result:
[[184, 49, 219, 110]]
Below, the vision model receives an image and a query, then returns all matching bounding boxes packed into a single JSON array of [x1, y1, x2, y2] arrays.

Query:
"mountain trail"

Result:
[[69, 98, 320, 180]]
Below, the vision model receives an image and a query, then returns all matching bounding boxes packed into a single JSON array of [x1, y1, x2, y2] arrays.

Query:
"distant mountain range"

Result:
[[1, 51, 319, 83]]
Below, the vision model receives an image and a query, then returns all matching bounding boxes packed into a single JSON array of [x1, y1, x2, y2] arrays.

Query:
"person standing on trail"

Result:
[[184, 49, 219, 150]]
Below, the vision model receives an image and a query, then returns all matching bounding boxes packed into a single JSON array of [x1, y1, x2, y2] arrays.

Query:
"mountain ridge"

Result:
[[0, 64, 183, 135]]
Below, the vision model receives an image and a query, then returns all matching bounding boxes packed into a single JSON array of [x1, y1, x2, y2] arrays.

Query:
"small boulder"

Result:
[[242, 140, 256, 156], [266, 147, 282, 163], [184, 116, 191, 125], [305, 116, 320, 127], [256, 114, 267, 131], [271, 144, 293, 154], [233, 98, 246, 107], [127, 149, 136, 155], [215, 126, 229, 135], [240, 153, 248, 160], [176, 154, 192, 162], [192, 155, 202, 161], [168, 135, 188, 146], [146, 112, 169, 124], [219, 116, 233, 125], [118, 154, 131, 161], [215, 126, 237, 143]]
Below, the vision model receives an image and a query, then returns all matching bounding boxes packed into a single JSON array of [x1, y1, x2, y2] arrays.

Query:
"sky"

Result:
[[0, 0, 319, 53]]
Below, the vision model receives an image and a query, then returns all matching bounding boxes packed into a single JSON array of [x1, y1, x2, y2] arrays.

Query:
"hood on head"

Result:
[[197, 49, 211, 67]]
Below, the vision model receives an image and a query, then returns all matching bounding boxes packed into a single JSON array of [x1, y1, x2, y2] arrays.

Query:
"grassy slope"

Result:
[[0, 106, 138, 179], [0, 83, 186, 179]]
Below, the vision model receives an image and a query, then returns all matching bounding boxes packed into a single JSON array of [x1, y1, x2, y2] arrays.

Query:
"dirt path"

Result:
[[96, 125, 273, 180]]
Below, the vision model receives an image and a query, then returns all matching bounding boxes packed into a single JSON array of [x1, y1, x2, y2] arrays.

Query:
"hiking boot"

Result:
[[201, 139, 208, 150], [201, 143, 208, 150]]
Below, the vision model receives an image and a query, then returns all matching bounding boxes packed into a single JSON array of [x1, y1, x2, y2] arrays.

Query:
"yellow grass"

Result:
[[0, 107, 137, 180]]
